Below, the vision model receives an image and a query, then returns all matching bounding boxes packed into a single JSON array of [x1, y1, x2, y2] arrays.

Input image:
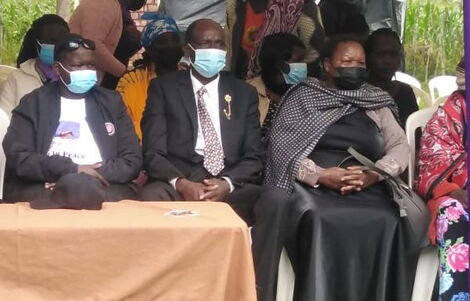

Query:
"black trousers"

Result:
[[251, 185, 294, 301]]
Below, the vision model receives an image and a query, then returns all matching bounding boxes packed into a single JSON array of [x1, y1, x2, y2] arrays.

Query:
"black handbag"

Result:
[[347, 147, 430, 250]]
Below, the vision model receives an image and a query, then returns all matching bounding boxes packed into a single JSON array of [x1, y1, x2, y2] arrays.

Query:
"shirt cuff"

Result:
[[296, 158, 324, 187], [221, 177, 235, 193], [169, 177, 179, 190]]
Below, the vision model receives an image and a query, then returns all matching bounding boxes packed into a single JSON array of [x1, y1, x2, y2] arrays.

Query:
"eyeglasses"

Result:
[[65, 39, 96, 51]]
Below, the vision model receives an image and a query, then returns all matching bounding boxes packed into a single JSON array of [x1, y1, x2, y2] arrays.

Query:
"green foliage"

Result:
[[404, 0, 463, 85], [0, 0, 56, 66]]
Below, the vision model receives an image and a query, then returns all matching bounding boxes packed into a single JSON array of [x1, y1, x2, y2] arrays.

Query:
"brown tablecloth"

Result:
[[0, 201, 257, 301]]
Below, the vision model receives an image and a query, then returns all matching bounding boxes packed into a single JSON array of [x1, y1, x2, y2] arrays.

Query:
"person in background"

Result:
[[140, 19, 263, 225], [246, 33, 307, 138], [0, 14, 69, 116], [415, 59, 468, 301], [69, 0, 126, 84], [101, 0, 147, 90], [366, 28, 417, 127], [338, 13, 370, 43], [116, 13, 182, 140], [158, 0, 226, 38], [2, 33, 142, 208], [225, 0, 325, 79]]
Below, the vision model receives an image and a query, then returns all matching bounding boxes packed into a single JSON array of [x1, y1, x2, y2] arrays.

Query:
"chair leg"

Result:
[[276, 248, 295, 301], [412, 246, 439, 301]]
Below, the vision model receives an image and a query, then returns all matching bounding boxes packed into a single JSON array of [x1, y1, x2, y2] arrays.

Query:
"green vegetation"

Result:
[[404, 0, 463, 84]]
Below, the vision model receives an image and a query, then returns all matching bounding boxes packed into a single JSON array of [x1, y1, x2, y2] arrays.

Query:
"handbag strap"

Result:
[[347, 147, 408, 217], [423, 152, 466, 201]]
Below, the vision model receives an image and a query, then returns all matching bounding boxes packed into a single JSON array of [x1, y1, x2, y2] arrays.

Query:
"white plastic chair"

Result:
[[428, 75, 457, 101], [406, 108, 435, 187], [432, 95, 448, 107], [0, 65, 16, 89], [405, 108, 440, 301], [0, 108, 10, 199], [411, 86, 432, 109], [276, 248, 295, 301], [394, 71, 422, 89]]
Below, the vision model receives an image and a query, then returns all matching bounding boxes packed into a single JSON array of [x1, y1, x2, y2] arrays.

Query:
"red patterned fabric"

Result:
[[415, 91, 467, 243], [246, 0, 304, 78]]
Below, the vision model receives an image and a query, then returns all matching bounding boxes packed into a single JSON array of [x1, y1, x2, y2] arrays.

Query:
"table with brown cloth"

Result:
[[0, 201, 257, 301]]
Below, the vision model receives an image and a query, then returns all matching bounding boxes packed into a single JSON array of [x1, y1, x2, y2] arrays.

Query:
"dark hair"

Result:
[[16, 14, 69, 67], [259, 33, 305, 96], [185, 18, 219, 44], [258, 33, 305, 70], [320, 34, 363, 60], [364, 28, 401, 56], [54, 33, 96, 63], [338, 13, 369, 35]]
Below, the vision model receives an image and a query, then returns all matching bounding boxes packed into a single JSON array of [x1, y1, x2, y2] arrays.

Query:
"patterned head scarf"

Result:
[[141, 12, 179, 47]]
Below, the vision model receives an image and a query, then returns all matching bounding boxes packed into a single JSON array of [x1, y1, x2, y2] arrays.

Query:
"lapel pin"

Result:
[[224, 94, 232, 120]]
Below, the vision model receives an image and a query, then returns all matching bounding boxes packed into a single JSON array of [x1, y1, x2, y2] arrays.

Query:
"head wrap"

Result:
[[456, 57, 465, 91], [141, 13, 179, 47]]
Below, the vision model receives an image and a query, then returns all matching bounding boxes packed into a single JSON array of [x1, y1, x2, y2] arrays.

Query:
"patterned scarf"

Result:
[[246, 0, 305, 78], [264, 77, 398, 191]]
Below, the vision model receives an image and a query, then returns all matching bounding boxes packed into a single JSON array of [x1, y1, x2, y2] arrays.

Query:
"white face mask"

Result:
[[188, 44, 226, 78]]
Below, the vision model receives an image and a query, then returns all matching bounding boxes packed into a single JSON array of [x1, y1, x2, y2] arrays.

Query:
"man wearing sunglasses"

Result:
[[2, 33, 142, 209]]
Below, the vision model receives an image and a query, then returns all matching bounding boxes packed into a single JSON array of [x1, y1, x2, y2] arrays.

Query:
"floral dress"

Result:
[[416, 91, 469, 300]]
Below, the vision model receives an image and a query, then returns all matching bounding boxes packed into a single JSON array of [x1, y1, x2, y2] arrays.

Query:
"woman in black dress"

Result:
[[253, 35, 414, 301]]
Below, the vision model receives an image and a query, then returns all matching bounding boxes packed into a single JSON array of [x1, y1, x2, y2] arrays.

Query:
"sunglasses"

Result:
[[65, 39, 96, 51]]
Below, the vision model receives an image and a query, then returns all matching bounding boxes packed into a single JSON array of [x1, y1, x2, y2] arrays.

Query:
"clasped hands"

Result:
[[175, 178, 230, 202], [318, 166, 380, 195]]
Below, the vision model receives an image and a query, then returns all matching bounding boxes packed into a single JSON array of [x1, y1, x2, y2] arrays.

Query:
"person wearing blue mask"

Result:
[[0, 14, 69, 116], [246, 33, 307, 139], [2, 33, 142, 209], [140, 19, 264, 225]]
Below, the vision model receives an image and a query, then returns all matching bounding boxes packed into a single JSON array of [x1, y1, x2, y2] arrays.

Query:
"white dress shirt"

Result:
[[169, 71, 233, 193]]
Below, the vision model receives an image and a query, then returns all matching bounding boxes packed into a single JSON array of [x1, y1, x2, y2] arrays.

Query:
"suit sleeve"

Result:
[[69, 2, 126, 77], [141, 79, 185, 181], [3, 98, 78, 182], [220, 86, 264, 185], [97, 96, 142, 183]]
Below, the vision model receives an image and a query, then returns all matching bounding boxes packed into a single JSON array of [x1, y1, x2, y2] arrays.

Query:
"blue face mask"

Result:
[[58, 63, 97, 94], [189, 44, 226, 78], [282, 62, 308, 85], [37, 41, 55, 66]]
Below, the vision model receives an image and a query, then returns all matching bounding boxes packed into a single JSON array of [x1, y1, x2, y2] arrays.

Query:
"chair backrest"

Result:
[[394, 71, 422, 89], [432, 95, 449, 107], [0, 65, 16, 84], [405, 108, 436, 187], [428, 75, 457, 100], [411, 86, 432, 109]]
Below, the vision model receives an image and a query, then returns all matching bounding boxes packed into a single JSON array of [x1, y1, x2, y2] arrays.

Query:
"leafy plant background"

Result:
[[0, 0, 464, 86]]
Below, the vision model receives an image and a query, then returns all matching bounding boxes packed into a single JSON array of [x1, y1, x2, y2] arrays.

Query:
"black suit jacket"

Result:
[[141, 70, 263, 187], [3, 82, 142, 185]]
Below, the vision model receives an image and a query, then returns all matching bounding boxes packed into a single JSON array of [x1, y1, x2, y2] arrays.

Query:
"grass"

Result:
[[403, 0, 463, 85]]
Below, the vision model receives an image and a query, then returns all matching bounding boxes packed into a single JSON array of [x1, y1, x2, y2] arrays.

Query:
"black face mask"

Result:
[[152, 46, 184, 71], [333, 67, 368, 90]]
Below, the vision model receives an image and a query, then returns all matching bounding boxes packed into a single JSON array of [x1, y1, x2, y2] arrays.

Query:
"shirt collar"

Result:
[[190, 69, 220, 96]]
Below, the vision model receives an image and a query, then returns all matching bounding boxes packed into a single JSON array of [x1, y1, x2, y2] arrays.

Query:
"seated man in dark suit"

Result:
[[140, 19, 263, 224], [2, 33, 142, 209]]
